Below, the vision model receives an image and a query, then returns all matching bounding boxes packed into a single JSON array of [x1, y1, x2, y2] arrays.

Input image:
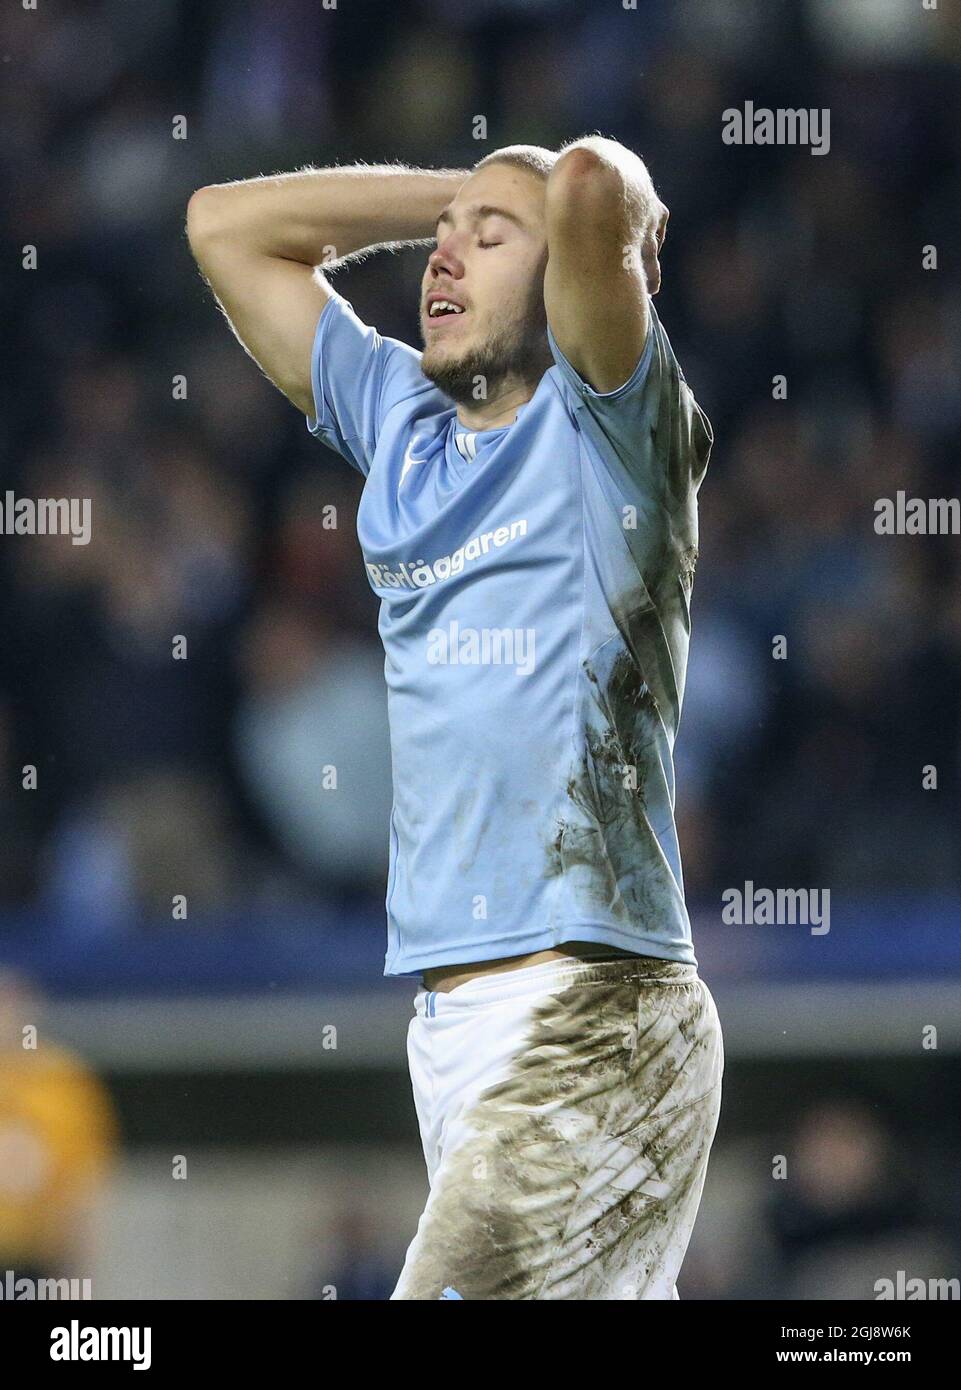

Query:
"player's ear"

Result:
[[640, 234, 661, 296], [641, 203, 668, 296], [656, 203, 669, 250]]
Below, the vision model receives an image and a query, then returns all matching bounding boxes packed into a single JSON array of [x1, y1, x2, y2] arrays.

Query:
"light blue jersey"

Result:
[[307, 291, 713, 976]]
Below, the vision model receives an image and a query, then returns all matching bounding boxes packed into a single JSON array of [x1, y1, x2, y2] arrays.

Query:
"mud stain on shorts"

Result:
[[393, 959, 722, 1301]]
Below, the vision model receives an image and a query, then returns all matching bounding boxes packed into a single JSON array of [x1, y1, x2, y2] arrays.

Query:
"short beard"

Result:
[[420, 291, 552, 408]]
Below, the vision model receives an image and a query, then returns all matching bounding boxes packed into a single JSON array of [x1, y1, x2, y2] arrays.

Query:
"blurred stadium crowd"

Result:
[[2, 0, 961, 1300]]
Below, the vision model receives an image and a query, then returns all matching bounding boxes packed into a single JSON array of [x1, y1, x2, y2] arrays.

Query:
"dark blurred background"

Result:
[[1, 0, 960, 1299]]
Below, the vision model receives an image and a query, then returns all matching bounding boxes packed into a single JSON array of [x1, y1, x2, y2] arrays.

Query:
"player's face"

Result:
[[419, 164, 551, 405]]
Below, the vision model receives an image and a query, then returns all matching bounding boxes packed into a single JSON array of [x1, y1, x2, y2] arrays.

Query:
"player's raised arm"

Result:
[[185, 165, 468, 415], [543, 137, 668, 394]]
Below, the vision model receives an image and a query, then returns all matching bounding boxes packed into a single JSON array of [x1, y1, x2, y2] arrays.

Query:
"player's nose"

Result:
[[427, 238, 464, 280]]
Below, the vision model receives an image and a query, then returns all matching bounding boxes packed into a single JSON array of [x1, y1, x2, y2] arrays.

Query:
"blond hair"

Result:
[[473, 144, 558, 181]]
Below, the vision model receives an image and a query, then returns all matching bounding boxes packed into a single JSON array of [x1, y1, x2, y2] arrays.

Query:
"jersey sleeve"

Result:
[[306, 290, 432, 476], [546, 298, 713, 501]]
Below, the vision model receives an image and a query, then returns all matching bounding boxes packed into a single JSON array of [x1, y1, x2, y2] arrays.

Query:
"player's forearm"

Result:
[[186, 164, 469, 267]]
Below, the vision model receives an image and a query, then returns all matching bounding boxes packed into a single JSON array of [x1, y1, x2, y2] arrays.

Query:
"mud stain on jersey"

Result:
[[546, 632, 665, 921], [392, 960, 722, 1300]]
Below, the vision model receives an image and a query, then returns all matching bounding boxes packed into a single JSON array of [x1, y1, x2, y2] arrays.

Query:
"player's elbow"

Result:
[[186, 185, 227, 251], [551, 144, 609, 184], [546, 147, 623, 233]]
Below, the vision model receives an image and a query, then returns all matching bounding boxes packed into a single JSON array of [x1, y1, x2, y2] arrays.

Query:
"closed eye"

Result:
[[478, 240, 502, 249]]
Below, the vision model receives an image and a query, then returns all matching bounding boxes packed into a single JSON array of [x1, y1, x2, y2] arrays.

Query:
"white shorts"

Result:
[[391, 954, 723, 1300]]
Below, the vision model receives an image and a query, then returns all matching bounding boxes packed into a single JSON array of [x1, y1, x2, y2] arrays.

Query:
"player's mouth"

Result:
[[424, 293, 468, 329]]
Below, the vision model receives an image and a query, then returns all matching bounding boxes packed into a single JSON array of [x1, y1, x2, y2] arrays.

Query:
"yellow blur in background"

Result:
[[0, 972, 118, 1278]]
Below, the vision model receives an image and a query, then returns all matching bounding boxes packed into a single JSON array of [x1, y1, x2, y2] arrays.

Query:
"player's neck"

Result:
[[455, 379, 535, 432]]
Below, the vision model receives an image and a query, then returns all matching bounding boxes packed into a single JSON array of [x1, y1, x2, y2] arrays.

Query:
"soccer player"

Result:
[[187, 138, 721, 1300]]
